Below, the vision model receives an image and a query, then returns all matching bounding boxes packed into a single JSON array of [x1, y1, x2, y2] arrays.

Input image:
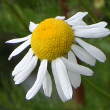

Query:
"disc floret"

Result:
[[31, 18, 74, 60]]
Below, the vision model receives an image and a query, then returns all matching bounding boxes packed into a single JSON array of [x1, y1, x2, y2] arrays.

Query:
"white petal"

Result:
[[76, 38, 106, 62], [66, 12, 88, 26], [12, 48, 33, 76], [66, 12, 88, 22], [43, 71, 52, 97], [5, 35, 31, 44], [14, 56, 38, 84], [29, 22, 38, 32], [77, 20, 87, 26], [67, 19, 86, 26], [14, 54, 34, 75], [55, 16, 65, 20], [52, 63, 68, 101], [8, 39, 30, 60], [73, 21, 107, 30], [71, 44, 96, 66], [74, 28, 110, 38], [62, 57, 93, 76], [68, 71, 81, 88], [52, 58, 73, 102], [68, 51, 77, 63], [26, 60, 47, 100]]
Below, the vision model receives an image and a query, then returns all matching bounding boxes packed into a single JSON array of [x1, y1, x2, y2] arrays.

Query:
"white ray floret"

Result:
[[74, 27, 110, 38], [68, 51, 77, 63], [67, 53, 81, 88], [75, 38, 106, 62], [52, 58, 73, 102], [56, 16, 65, 20], [66, 12, 88, 26], [8, 39, 30, 60], [26, 60, 47, 100], [6, 35, 31, 44], [71, 44, 96, 66], [43, 71, 52, 97], [15, 56, 38, 85], [29, 22, 38, 32], [66, 12, 88, 22], [68, 71, 81, 89], [62, 57, 93, 76], [12, 48, 33, 76], [73, 21, 107, 30]]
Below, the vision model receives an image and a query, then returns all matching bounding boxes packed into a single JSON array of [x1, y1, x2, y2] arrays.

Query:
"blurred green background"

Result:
[[0, 0, 110, 110]]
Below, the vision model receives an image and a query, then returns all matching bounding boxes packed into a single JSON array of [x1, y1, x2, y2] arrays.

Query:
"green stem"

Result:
[[84, 78, 110, 99], [3, 0, 28, 31]]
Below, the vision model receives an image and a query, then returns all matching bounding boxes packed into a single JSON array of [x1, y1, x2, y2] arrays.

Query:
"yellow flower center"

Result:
[[31, 18, 74, 61]]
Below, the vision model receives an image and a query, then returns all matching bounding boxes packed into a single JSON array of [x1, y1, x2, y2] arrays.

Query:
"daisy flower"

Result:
[[6, 12, 110, 102]]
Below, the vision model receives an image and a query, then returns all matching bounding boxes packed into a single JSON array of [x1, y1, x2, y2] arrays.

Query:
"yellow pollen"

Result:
[[31, 18, 74, 61]]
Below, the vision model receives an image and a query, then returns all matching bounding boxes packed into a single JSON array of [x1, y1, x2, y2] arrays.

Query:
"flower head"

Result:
[[6, 12, 110, 102]]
